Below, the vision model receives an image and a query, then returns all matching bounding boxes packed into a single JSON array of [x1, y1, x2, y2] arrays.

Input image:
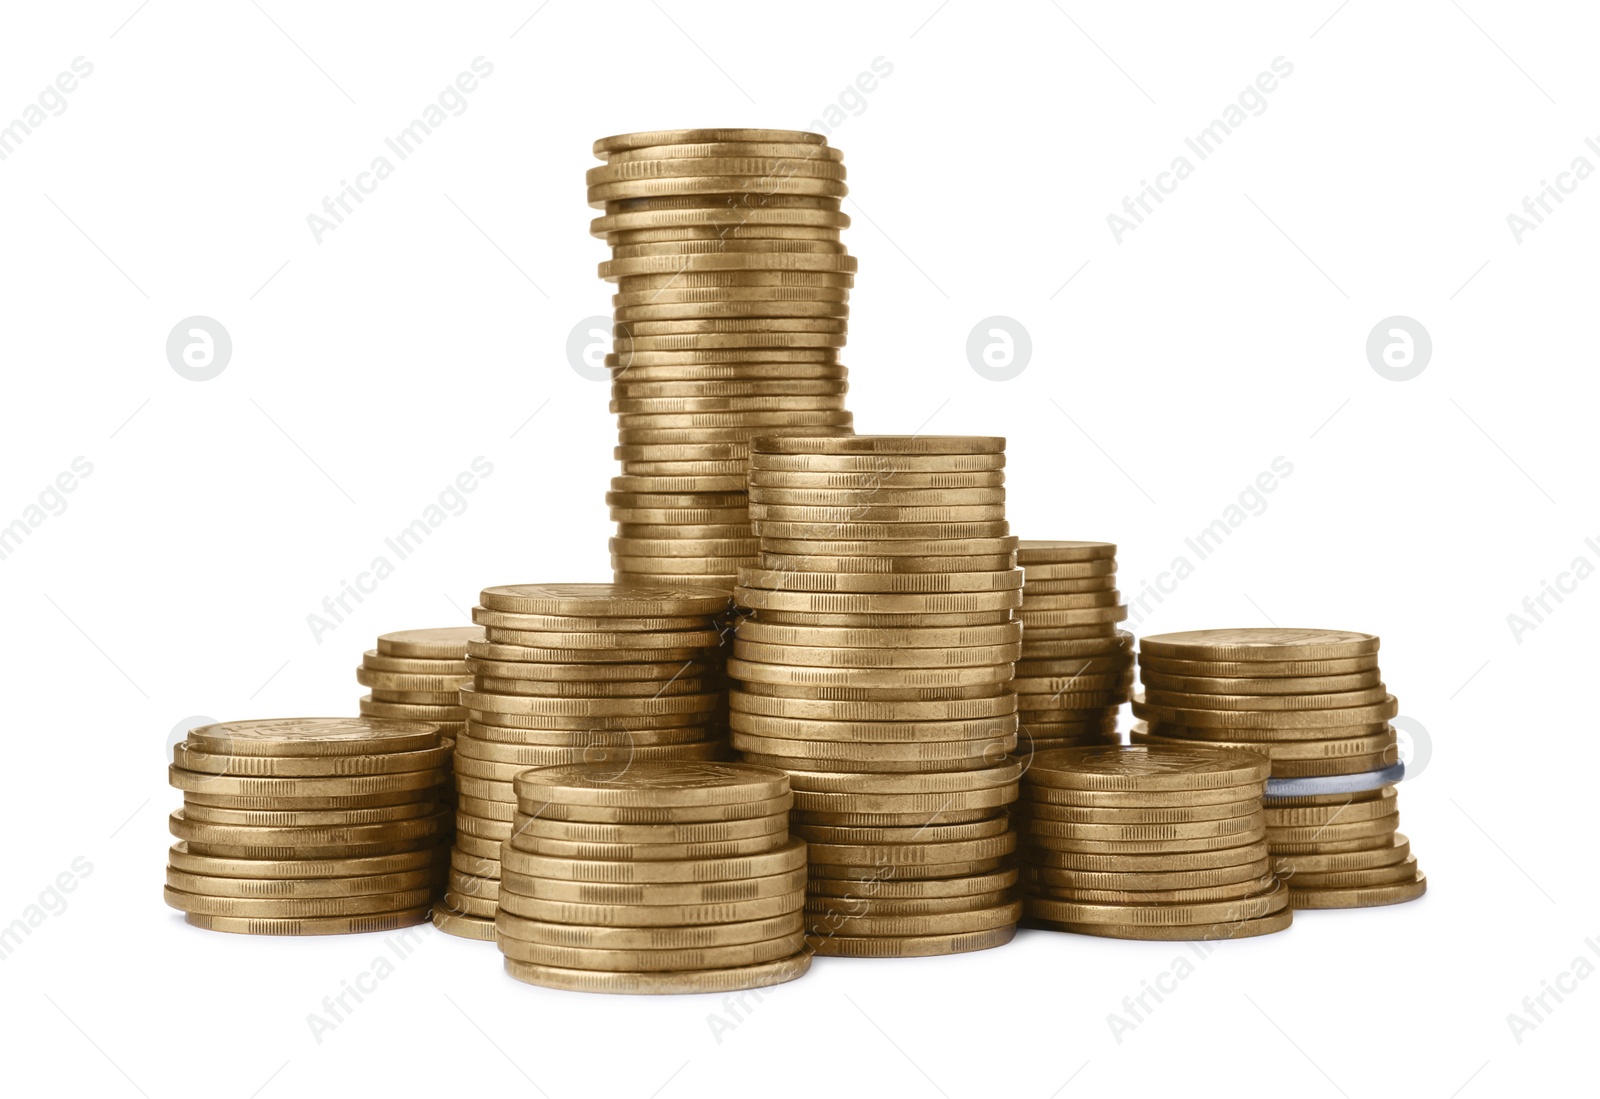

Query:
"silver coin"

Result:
[[1264, 762, 1405, 800]]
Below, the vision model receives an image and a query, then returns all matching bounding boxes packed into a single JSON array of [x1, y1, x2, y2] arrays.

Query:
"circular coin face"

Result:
[[479, 583, 732, 617], [1026, 744, 1270, 791], [185, 717, 441, 758], [376, 627, 484, 657], [1138, 628, 1379, 661]]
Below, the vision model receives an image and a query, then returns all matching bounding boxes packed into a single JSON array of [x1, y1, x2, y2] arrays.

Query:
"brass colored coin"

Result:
[[730, 712, 1016, 743], [610, 537, 759, 557], [1289, 872, 1426, 909], [431, 908, 498, 941], [185, 717, 440, 758], [750, 469, 1004, 489], [736, 569, 1021, 594], [1138, 669, 1385, 695], [603, 140, 841, 163], [478, 625, 726, 650], [1263, 788, 1398, 826], [752, 521, 1011, 543], [1032, 905, 1293, 941], [588, 157, 844, 185], [736, 587, 1020, 614], [1023, 577, 1119, 594], [593, 128, 829, 155], [805, 899, 1021, 937], [1026, 823, 1267, 855], [752, 435, 1004, 456], [1027, 872, 1278, 905], [806, 833, 1015, 868], [1015, 540, 1116, 563], [1025, 744, 1269, 792], [1027, 885, 1287, 926], [365, 688, 461, 706], [805, 924, 1016, 957], [465, 657, 715, 682], [513, 761, 787, 807], [182, 788, 446, 811], [728, 660, 1013, 689], [497, 930, 806, 971], [1131, 695, 1400, 730], [471, 607, 718, 631], [1284, 856, 1419, 889], [503, 953, 811, 994], [356, 667, 471, 691], [355, 697, 461, 722], [1024, 813, 1263, 842], [804, 867, 1018, 899], [496, 866, 808, 906], [167, 842, 442, 880], [377, 627, 483, 658], [459, 688, 721, 717], [1131, 726, 1394, 760], [508, 832, 787, 861], [165, 885, 433, 918], [165, 867, 435, 898], [179, 801, 442, 827], [806, 890, 1014, 917], [1024, 781, 1260, 808], [1027, 858, 1271, 893], [590, 178, 848, 211], [519, 794, 793, 825], [792, 786, 1016, 816], [518, 815, 786, 844], [169, 808, 448, 848], [730, 692, 1015, 721], [731, 734, 1010, 765], [465, 641, 722, 665], [748, 486, 1007, 506], [1031, 842, 1269, 873], [733, 620, 1022, 648], [1266, 753, 1400, 779], [497, 891, 804, 928], [1017, 606, 1129, 627], [792, 817, 1008, 845], [497, 912, 801, 949], [168, 765, 449, 797], [468, 707, 712, 731], [172, 741, 452, 777], [783, 763, 1020, 795], [454, 744, 722, 782], [1266, 812, 1399, 844], [360, 650, 469, 673], [184, 907, 431, 936], [1138, 628, 1380, 662], [1023, 798, 1259, 824], [465, 725, 711, 749], [1139, 719, 1393, 745], [1139, 685, 1390, 711], [1020, 559, 1117, 579], [479, 582, 732, 617], [1268, 832, 1399, 855], [471, 675, 713, 698], [740, 752, 1001, 776], [1135, 653, 1381, 677], [733, 640, 1021, 669], [500, 838, 804, 883]]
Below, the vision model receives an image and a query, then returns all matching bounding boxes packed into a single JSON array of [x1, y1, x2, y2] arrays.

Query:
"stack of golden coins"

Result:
[[1013, 540, 1131, 753], [357, 627, 479, 737], [165, 718, 452, 934], [590, 128, 857, 589], [432, 583, 736, 941], [730, 434, 1024, 958], [1131, 628, 1425, 909], [1018, 744, 1291, 939], [496, 761, 812, 993]]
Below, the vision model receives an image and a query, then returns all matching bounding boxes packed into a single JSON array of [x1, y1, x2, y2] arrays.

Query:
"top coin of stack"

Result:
[[357, 626, 480, 738], [1018, 744, 1291, 940], [1132, 628, 1425, 910], [1013, 541, 1132, 753], [730, 434, 1025, 958], [497, 761, 812, 994], [433, 583, 736, 941], [165, 717, 452, 935], [591, 128, 858, 589]]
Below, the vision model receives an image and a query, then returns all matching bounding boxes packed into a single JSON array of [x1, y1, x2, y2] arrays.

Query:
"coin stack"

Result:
[[165, 718, 452, 934], [357, 627, 479, 738], [1018, 744, 1292, 940], [590, 128, 858, 589], [433, 583, 736, 941], [494, 761, 812, 993], [729, 434, 1024, 957], [1131, 628, 1425, 909], [1013, 540, 1132, 754]]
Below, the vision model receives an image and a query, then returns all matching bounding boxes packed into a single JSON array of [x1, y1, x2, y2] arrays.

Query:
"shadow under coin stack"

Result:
[[731, 434, 1025, 958], [1013, 540, 1132, 753], [589, 127, 857, 589], [433, 583, 736, 941], [1019, 744, 1291, 940], [495, 761, 812, 993], [1131, 628, 1426, 910], [357, 627, 480, 738], [165, 718, 452, 934]]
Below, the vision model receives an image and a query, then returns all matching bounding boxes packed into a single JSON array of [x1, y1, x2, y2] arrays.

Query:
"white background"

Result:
[[0, 1, 1593, 1095]]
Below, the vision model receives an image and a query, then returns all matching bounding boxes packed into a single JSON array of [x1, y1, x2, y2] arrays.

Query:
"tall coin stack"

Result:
[[496, 761, 812, 994], [1013, 540, 1132, 753], [590, 127, 858, 589], [166, 718, 452, 934], [1018, 744, 1292, 940], [730, 434, 1024, 958], [433, 583, 736, 941], [1131, 628, 1425, 909], [357, 627, 479, 738]]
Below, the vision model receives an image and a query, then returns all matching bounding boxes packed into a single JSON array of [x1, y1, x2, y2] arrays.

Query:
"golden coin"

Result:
[[1030, 842, 1268, 873], [805, 867, 1018, 899], [497, 867, 808, 906], [471, 675, 713, 698], [164, 867, 435, 899], [1138, 669, 1384, 695], [1015, 655, 1133, 677], [169, 765, 449, 798], [508, 832, 787, 861], [1139, 628, 1380, 662], [1283, 856, 1419, 889], [1027, 884, 1287, 926], [730, 692, 1015, 721], [1268, 832, 1398, 855], [733, 641, 1021, 671], [468, 707, 713, 731], [792, 785, 1016, 816], [184, 907, 431, 936], [360, 650, 469, 673], [607, 227, 843, 250], [502, 953, 810, 994], [185, 717, 441, 758], [1267, 812, 1399, 844], [603, 140, 841, 163], [589, 157, 845, 186], [513, 761, 787, 807], [731, 735, 1010, 766], [364, 689, 461, 707], [610, 536, 759, 557], [590, 178, 848, 211], [166, 842, 442, 879], [377, 627, 483, 658], [806, 890, 1014, 917], [751, 435, 1002, 456], [1032, 906, 1293, 941], [459, 688, 721, 717], [172, 741, 452, 777], [805, 899, 1021, 937], [1024, 780, 1259, 809], [737, 571, 1021, 597], [1027, 872, 1278, 905], [1020, 559, 1118, 579], [731, 713, 1015, 744], [1022, 798, 1259, 825], [1265, 753, 1400, 779], [792, 816, 1008, 845], [732, 620, 1022, 649], [1024, 813, 1263, 843], [806, 834, 1015, 868], [1026, 824, 1267, 856], [729, 660, 1012, 689], [470, 607, 719, 632], [479, 582, 732, 617], [1015, 540, 1116, 563], [519, 794, 793, 825], [500, 838, 804, 883], [497, 892, 804, 928], [1131, 694, 1400, 730], [1023, 577, 1119, 595], [1290, 872, 1426, 909], [454, 745, 722, 782], [805, 925, 1015, 957], [1027, 858, 1271, 893], [354, 697, 460, 722], [498, 930, 806, 971], [739, 752, 1001, 776], [465, 641, 722, 666], [497, 912, 802, 950], [748, 483, 1007, 504], [169, 808, 448, 848], [1138, 719, 1393, 745], [593, 128, 829, 155], [808, 858, 1014, 883], [1137, 653, 1381, 677], [1024, 744, 1269, 792], [355, 667, 471, 691], [1131, 726, 1393, 760], [750, 466, 1004, 486], [165, 885, 433, 918], [1139, 685, 1390, 711], [431, 908, 498, 941], [518, 815, 786, 845], [182, 787, 445, 811], [783, 762, 1020, 795], [1262, 788, 1398, 826], [463, 723, 714, 749], [465, 658, 716, 683], [179, 801, 443, 827]]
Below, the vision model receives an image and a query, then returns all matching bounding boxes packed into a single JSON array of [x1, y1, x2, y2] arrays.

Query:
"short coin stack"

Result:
[[165, 718, 452, 934], [434, 583, 736, 941], [357, 626, 479, 738], [730, 434, 1025, 957], [1018, 744, 1291, 940], [1265, 766, 1424, 909], [1013, 540, 1132, 753], [590, 127, 858, 588], [496, 761, 812, 993], [1131, 628, 1425, 909]]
